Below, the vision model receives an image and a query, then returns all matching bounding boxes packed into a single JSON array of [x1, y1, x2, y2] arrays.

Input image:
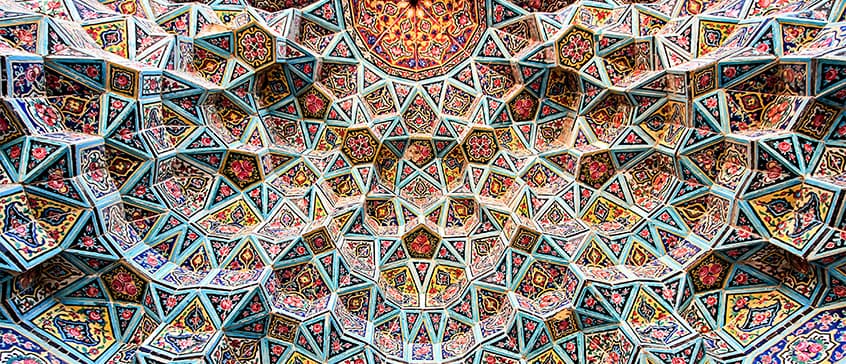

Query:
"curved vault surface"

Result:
[[0, 0, 843, 363]]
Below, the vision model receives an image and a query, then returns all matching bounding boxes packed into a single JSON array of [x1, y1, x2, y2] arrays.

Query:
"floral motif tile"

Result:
[[0, 0, 842, 363]]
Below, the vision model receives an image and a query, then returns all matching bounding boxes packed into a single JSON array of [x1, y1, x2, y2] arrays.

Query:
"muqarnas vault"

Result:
[[0, 0, 842, 363]]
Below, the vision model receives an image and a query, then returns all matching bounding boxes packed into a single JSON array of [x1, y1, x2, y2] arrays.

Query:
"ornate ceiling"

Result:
[[0, 0, 843, 363]]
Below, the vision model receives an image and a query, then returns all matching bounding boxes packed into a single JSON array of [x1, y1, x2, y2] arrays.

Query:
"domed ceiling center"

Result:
[[345, 0, 486, 80]]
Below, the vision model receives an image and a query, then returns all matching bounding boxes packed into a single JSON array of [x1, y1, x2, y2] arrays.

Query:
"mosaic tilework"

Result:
[[0, 0, 842, 363]]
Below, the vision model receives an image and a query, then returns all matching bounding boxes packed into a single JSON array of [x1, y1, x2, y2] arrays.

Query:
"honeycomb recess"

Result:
[[0, 0, 843, 363]]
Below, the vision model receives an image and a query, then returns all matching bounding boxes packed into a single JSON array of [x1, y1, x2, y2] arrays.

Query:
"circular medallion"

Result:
[[346, 0, 486, 80]]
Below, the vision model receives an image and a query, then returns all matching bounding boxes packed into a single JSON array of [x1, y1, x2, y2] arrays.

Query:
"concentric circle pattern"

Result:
[[0, 0, 844, 363]]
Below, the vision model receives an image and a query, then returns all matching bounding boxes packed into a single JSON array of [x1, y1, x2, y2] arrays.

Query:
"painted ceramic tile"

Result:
[[0, 0, 841, 363]]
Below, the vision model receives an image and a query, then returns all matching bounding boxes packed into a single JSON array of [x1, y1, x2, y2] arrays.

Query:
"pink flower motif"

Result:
[[230, 159, 254, 180], [346, 134, 374, 159], [32, 147, 47, 160], [698, 263, 722, 286], [467, 134, 493, 160], [304, 93, 325, 114]]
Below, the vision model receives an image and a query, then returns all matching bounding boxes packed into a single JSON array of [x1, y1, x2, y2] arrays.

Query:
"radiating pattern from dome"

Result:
[[0, 0, 843, 363]]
